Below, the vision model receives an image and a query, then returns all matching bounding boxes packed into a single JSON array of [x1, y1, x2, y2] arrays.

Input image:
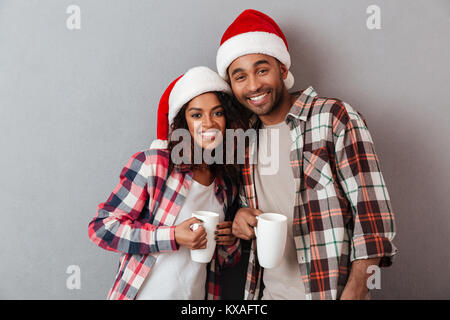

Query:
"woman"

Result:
[[88, 66, 247, 300]]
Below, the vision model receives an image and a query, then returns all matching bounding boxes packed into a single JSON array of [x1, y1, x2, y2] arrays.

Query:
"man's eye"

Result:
[[235, 75, 245, 81], [258, 69, 267, 75]]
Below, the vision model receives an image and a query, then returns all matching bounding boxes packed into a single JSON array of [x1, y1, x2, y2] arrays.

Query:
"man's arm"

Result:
[[340, 258, 380, 300], [333, 102, 398, 298]]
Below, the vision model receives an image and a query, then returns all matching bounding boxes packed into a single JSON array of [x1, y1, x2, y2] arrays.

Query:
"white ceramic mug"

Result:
[[190, 210, 220, 263], [254, 213, 287, 269]]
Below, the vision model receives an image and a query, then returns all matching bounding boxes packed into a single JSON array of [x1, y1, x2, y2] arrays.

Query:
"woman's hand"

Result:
[[215, 221, 237, 246], [174, 217, 207, 250]]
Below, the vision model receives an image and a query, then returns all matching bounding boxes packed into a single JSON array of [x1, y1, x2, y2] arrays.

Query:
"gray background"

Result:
[[0, 0, 449, 299]]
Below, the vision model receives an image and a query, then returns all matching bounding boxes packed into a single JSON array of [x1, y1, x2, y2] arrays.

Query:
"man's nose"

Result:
[[247, 75, 263, 93]]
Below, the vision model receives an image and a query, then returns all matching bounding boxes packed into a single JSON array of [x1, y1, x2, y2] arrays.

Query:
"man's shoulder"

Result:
[[313, 96, 363, 120], [303, 93, 366, 132], [291, 87, 365, 125]]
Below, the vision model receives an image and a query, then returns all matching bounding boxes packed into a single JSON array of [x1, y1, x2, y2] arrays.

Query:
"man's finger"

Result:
[[251, 209, 263, 216], [247, 229, 255, 239], [247, 217, 258, 227], [232, 223, 250, 240]]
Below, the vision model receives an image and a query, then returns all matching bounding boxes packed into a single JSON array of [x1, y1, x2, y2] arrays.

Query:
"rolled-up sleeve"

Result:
[[334, 108, 398, 267]]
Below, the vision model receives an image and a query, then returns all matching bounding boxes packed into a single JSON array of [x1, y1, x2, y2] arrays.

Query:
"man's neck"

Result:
[[259, 89, 297, 126]]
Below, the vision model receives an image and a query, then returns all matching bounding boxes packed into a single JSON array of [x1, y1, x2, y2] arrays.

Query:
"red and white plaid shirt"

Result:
[[88, 142, 241, 300]]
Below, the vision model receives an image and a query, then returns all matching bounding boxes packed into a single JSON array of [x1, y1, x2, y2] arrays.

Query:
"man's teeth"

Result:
[[249, 93, 267, 101]]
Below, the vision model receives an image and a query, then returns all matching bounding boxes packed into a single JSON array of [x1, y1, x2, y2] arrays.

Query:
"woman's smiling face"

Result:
[[185, 92, 226, 150]]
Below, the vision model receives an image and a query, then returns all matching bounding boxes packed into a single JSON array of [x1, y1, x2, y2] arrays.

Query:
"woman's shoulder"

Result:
[[126, 140, 170, 171]]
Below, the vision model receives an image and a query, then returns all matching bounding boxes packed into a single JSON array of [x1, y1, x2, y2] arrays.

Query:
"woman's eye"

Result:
[[191, 113, 201, 118], [214, 111, 224, 117]]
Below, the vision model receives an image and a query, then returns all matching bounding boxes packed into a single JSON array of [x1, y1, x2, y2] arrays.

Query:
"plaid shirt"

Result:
[[88, 142, 241, 300], [240, 86, 398, 300]]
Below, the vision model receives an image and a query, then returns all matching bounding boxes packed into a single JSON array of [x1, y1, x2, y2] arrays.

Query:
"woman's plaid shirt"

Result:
[[240, 86, 398, 300], [88, 143, 241, 300]]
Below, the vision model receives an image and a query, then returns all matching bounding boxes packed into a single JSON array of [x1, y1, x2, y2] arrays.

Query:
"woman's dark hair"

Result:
[[167, 91, 250, 181]]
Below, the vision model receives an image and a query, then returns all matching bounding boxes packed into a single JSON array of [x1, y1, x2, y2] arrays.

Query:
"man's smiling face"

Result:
[[227, 53, 288, 117]]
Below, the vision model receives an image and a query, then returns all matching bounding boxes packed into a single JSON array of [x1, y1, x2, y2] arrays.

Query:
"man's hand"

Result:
[[232, 208, 262, 240], [340, 258, 380, 300], [339, 283, 370, 300], [174, 217, 207, 250]]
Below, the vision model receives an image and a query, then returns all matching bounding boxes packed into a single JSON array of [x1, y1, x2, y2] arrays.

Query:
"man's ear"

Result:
[[279, 62, 289, 80]]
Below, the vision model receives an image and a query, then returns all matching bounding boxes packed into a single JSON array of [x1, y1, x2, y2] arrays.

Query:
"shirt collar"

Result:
[[286, 86, 318, 122], [175, 166, 228, 193]]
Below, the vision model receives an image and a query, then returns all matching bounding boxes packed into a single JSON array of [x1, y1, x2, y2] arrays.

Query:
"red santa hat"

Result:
[[216, 9, 294, 89], [150, 66, 232, 149]]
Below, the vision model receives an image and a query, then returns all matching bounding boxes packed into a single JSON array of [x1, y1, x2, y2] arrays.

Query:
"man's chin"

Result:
[[246, 104, 273, 116]]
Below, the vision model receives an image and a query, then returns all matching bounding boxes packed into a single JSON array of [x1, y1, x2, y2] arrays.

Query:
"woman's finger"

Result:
[[216, 221, 232, 230], [215, 234, 235, 242], [215, 227, 232, 236], [193, 238, 207, 249]]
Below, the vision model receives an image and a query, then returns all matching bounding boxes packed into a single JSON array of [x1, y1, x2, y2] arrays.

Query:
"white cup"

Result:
[[254, 213, 287, 269], [190, 210, 220, 263]]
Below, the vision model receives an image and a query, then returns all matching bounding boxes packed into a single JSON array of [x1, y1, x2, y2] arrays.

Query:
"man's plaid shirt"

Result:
[[240, 86, 397, 300], [88, 142, 241, 300]]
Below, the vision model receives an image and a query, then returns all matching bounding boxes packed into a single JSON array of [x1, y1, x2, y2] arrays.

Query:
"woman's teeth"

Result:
[[200, 131, 217, 140]]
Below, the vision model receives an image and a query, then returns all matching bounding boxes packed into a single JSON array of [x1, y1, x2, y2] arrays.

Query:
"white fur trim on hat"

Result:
[[150, 139, 168, 150], [168, 66, 232, 125], [216, 31, 293, 89], [284, 71, 294, 90]]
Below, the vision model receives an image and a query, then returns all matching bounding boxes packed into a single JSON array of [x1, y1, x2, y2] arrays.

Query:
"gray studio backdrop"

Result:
[[0, 0, 449, 299]]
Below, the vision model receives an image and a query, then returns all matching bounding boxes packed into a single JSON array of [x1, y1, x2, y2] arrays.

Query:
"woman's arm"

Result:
[[88, 150, 178, 255]]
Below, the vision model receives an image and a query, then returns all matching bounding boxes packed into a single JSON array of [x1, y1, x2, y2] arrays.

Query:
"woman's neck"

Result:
[[192, 164, 215, 186]]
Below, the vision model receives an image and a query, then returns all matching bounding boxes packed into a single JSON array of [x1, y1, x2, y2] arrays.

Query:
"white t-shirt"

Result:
[[254, 120, 306, 300], [135, 179, 224, 300]]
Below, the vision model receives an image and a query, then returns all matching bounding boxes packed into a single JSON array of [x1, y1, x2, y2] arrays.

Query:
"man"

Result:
[[215, 9, 397, 300]]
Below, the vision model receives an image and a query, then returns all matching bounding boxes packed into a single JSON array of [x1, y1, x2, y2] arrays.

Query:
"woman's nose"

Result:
[[202, 114, 214, 129]]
